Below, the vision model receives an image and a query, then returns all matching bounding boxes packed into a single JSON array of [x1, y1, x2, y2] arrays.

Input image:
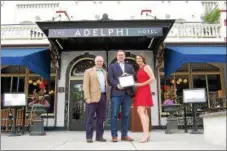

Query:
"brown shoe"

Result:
[[121, 136, 134, 141], [112, 137, 118, 142]]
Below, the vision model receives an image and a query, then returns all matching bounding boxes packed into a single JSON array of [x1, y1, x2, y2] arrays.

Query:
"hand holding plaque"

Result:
[[118, 73, 135, 88]]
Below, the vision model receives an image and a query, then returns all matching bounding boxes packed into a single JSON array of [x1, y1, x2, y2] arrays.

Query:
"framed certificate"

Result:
[[118, 74, 135, 88]]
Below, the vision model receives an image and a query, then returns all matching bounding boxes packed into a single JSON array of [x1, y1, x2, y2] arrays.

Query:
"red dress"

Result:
[[134, 66, 154, 107]]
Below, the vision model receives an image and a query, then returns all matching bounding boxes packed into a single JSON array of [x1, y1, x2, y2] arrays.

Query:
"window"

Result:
[[207, 75, 221, 91], [1, 65, 56, 114], [159, 62, 223, 115], [160, 75, 175, 105], [71, 59, 95, 76], [1, 77, 24, 93], [175, 75, 189, 103], [1, 77, 11, 93], [27, 76, 55, 113]]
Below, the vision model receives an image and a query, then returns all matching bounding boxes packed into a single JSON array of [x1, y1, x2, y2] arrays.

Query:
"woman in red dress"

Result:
[[134, 54, 155, 143]]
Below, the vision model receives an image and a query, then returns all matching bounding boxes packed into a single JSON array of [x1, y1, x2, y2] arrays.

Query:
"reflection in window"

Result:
[[207, 75, 221, 91], [1, 77, 11, 94], [71, 59, 95, 76], [160, 75, 175, 105], [193, 75, 207, 89], [175, 75, 189, 102], [28, 76, 55, 113], [70, 83, 84, 120], [1, 77, 24, 93], [12, 77, 25, 92], [207, 75, 221, 108], [192, 75, 208, 108]]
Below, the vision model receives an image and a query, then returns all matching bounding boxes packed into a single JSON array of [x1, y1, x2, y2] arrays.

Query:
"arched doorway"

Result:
[[66, 53, 96, 130], [65, 51, 147, 131]]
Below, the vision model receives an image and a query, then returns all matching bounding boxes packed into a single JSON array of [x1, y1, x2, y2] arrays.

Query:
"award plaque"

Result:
[[118, 74, 135, 88]]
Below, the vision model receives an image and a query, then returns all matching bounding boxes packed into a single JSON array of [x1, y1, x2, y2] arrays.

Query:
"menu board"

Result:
[[3, 93, 27, 107], [183, 88, 207, 104]]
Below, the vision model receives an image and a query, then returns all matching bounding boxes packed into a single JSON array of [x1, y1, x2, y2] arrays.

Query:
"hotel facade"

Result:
[[1, 1, 226, 131]]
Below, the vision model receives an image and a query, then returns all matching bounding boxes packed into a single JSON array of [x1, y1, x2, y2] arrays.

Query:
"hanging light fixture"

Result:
[[28, 80, 33, 84], [171, 79, 175, 84], [178, 78, 182, 82], [183, 79, 188, 83]]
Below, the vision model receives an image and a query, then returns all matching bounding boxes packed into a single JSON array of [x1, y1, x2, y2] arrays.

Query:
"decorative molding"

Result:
[[16, 3, 59, 9]]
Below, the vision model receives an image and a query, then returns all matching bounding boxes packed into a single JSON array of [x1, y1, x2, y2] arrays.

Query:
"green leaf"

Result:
[[203, 5, 221, 23]]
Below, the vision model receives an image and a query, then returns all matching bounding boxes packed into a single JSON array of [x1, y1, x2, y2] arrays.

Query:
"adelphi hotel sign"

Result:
[[48, 27, 163, 38]]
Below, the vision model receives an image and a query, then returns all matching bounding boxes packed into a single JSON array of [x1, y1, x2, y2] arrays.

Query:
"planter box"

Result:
[[200, 111, 226, 146]]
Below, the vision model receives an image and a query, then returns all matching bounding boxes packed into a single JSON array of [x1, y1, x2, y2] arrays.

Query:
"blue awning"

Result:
[[164, 45, 227, 76], [1, 48, 50, 80]]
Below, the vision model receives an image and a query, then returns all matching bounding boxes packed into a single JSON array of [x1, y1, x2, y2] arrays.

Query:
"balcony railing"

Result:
[[1, 22, 224, 45], [168, 22, 221, 38]]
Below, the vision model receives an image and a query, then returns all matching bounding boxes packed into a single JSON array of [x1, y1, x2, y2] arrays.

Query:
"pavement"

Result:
[[1, 130, 226, 150]]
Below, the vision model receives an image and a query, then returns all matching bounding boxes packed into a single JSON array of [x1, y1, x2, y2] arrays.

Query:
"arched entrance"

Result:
[[66, 53, 96, 130], [65, 51, 140, 131]]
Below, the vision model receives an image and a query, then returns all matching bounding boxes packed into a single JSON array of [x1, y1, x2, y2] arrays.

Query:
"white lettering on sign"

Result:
[[49, 27, 162, 38], [116, 28, 124, 36], [137, 29, 158, 34], [100, 29, 105, 36], [74, 30, 81, 36], [93, 28, 98, 36], [84, 29, 90, 36], [108, 28, 114, 35]]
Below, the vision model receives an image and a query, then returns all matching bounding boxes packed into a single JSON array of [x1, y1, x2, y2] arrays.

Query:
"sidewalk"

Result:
[[1, 130, 226, 150]]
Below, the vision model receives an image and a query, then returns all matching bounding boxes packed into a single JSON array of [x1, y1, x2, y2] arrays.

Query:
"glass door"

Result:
[[68, 80, 85, 131]]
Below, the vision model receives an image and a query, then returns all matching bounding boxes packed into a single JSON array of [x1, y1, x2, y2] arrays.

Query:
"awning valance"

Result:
[[36, 19, 175, 50], [164, 45, 227, 76], [1, 48, 50, 80]]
